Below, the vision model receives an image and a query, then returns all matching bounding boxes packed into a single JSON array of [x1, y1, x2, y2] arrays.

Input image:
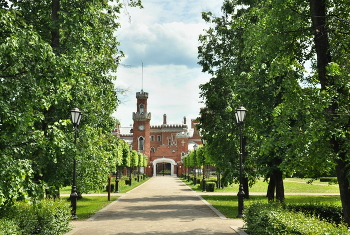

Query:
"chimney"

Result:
[[183, 116, 186, 125], [163, 114, 167, 124]]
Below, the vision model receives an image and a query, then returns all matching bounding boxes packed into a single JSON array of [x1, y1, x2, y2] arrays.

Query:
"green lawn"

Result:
[[183, 177, 341, 219], [201, 195, 342, 219], [185, 177, 339, 194], [63, 196, 119, 220], [60, 177, 150, 220]]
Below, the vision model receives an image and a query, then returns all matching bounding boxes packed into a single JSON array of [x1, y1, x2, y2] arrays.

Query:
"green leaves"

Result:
[[0, 0, 144, 208]]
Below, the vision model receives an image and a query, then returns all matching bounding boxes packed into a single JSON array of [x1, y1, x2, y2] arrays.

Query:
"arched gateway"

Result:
[[152, 158, 177, 177]]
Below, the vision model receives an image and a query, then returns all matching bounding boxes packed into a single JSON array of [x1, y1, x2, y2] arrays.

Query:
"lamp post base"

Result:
[[115, 178, 119, 193], [237, 189, 245, 218], [70, 186, 78, 220]]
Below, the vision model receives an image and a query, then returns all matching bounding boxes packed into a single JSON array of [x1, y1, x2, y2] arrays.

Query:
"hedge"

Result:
[[285, 203, 344, 224], [244, 202, 349, 235], [0, 200, 71, 235]]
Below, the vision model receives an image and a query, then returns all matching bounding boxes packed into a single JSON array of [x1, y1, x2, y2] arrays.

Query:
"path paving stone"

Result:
[[66, 177, 245, 235]]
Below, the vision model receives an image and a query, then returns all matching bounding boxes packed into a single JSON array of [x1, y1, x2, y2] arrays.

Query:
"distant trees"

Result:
[[198, 0, 350, 224]]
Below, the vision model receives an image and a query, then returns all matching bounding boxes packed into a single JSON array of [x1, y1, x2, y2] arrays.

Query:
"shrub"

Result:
[[2, 200, 71, 235], [244, 202, 349, 235], [286, 203, 344, 224], [206, 182, 216, 192], [0, 219, 21, 235]]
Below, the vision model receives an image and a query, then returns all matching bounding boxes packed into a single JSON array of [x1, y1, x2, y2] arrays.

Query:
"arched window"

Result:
[[181, 152, 186, 157], [151, 147, 155, 153], [138, 136, 144, 150], [139, 104, 144, 113]]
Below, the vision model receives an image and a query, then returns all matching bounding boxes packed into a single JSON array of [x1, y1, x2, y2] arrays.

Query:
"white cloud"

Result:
[[113, 0, 222, 127], [114, 64, 210, 126], [118, 22, 208, 68]]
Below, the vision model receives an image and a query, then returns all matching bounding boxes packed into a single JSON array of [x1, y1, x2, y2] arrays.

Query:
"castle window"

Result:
[[151, 147, 155, 153], [138, 136, 144, 150], [139, 103, 144, 113], [151, 135, 154, 141], [157, 135, 161, 142]]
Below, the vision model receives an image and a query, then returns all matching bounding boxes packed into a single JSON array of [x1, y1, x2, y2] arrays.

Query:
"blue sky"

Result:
[[113, 0, 223, 126]]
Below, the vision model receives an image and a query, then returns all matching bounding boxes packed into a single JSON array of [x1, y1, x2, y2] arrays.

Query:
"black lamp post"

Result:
[[235, 106, 247, 218], [193, 144, 198, 185], [137, 151, 140, 182], [70, 107, 82, 219], [187, 151, 191, 182], [129, 145, 132, 186], [115, 165, 120, 193], [201, 139, 206, 192]]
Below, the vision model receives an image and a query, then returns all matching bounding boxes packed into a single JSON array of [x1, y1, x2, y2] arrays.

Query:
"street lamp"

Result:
[[129, 145, 132, 186], [115, 165, 120, 193], [70, 107, 82, 219], [235, 106, 247, 218], [201, 139, 207, 192], [193, 144, 198, 185], [137, 151, 140, 182]]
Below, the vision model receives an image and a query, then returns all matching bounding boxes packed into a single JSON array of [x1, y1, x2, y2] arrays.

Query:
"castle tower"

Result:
[[132, 90, 151, 158]]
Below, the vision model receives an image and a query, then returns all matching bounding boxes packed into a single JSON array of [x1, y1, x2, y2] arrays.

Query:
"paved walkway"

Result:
[[66, 177, 246, 235]]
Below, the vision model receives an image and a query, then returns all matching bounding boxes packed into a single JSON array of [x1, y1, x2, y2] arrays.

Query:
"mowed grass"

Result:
[[186, 177, 339, 194], [184, 177, 341, 219], [60, 177, 150, 220], [201, 195, 342, 219], [62, 196, 119, 220]]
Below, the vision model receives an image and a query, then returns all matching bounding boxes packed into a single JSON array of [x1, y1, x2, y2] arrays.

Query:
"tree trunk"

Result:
[[267, 173, 275, 201], [310, 0, 350, 225], [243, 177, 249, 199], [266, 163, 284, 202], [335, 157, 350, 226], [275, 168, 284, 203], [51, 0, 60, 52], [309, 0, 331, 90]]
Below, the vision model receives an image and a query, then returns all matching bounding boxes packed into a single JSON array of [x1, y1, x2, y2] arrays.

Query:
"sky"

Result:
[[112, 0, 223, 127]]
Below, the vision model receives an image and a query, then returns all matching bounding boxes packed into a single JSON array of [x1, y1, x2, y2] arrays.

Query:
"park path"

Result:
[[66, 177, 245, 235]]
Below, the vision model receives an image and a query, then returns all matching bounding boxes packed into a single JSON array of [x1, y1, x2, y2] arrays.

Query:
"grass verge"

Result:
[[60, 177, 150, 220], [62, 196, 119, 220], [183, 177, 339, 194], [201, 195, 342, 219]]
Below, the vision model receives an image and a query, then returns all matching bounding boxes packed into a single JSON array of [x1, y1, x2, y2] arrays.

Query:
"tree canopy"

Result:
[[198, 0, 350, 224], [0, 0, 142, 209]]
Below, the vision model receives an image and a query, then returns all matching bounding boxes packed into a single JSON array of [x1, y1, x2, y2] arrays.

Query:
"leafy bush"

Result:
[[320, 177, 338, 185], [286, 203, 344, 224], [244, 202, 350, 235], [2, 200, 71, 235], [206, 182, 216, 192], [0, 219, 21, 235]]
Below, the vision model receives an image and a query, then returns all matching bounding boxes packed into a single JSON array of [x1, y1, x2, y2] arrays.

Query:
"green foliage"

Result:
[[1, 200, 71, 235], [0, 157, 44, 209], [0, 219, 21, 235], [121, 142, 131, 167], [286, 203, 344, 225], [0, 0, 142, 210], [198, 0, 350, 221], [244, 202, 350, 235], [130, 150, 139, 167], [206, 182, 216, 192]]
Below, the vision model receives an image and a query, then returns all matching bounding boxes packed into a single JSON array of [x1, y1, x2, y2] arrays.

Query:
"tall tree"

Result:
[[199, 0, 350, 224], [0, 0, 142, 208]]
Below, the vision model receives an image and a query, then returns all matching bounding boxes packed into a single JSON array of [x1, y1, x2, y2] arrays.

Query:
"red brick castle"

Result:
[[114, 90, 202, 177]]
